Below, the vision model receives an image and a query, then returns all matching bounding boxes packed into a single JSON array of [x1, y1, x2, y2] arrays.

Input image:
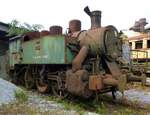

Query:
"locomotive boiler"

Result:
[[8, 6, 127, 99]]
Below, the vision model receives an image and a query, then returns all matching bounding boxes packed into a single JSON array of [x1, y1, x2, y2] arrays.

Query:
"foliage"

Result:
[[14, 89, 28, 103], [0, 102, 37, 115], [46, 95, 149, 115], [7, 19, 43, 36]]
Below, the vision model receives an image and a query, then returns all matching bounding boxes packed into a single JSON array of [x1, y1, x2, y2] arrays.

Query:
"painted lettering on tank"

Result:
[[33, 55, 48, 59]]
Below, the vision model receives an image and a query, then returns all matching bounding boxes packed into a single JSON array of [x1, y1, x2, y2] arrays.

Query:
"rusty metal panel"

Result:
[[22, 35, 74, 64], [66, 69, 92, 98], [40, 30, 50, 37], [49, 26, 62, 35], [89, 75, 103, 90], [72, 46, 89, 72], [105, 61, 122, 78]]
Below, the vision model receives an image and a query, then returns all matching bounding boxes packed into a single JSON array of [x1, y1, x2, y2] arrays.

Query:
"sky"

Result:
[[0, 0, 149, 32]]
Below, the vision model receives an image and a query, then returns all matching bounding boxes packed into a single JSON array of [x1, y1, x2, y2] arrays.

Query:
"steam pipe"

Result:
[[72, 46, 89, 72]]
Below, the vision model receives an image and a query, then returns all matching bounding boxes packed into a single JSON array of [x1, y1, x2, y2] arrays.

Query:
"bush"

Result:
[[14, 89, 28, 103]]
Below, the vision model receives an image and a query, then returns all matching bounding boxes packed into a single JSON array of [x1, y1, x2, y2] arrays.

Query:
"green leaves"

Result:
[[7, 19, 43, 36], [14, 89, 28, 103]]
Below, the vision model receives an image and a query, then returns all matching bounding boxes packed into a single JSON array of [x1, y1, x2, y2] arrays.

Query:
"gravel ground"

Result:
[[0, 78, 99, 114], [124, 89, 150, 105], [0, 78, 20, 106], [0, 78, 149, 114], [27, 92, 99, 115], [27, 92, 63, 112], [124, 89, 150, 108], [107, 89, 150, 108]]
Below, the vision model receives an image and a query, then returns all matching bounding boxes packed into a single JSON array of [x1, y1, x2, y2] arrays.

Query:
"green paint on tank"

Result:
[[9, 39, 21, 69], [22, 35, 74, 64]]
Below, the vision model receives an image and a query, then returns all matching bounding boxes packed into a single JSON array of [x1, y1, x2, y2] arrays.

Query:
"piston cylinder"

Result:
[[72, 46, 89, 72]]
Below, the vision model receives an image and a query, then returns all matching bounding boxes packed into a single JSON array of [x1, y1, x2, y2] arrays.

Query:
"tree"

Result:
[[7, 19, 43, 36]]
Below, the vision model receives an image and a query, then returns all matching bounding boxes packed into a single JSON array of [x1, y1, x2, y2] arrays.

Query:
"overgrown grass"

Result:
[[0, 102, 37, 115], [45, 94, 150, 115], [14, 89, 28, 103], [1, 90, 149, 115]]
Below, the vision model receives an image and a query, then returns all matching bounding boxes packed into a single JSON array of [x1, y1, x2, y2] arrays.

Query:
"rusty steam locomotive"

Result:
[[8, 6, 127, 99]]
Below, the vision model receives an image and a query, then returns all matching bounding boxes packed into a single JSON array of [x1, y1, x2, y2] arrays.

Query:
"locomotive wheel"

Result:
[[36, 79, 49, 93], [24, 66, 35, 89], [51, 81, 68, 98], [10, 66, 26, 85], [11, 70, 18, 84]]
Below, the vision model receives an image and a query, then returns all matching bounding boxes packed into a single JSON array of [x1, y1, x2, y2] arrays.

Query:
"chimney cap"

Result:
[[91, 11, 101, 16]]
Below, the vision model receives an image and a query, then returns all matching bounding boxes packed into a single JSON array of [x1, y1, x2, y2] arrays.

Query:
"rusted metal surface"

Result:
[[8, 6, 129, 99], [72, 46, 89, 72], [78, 27, 106, 56], [40, 30, 50, 37], [101, 74, 118, 86], [89, 75, 103, 90], [24, 65, 35, 89], [23, 31, 40, 41], [49, 26, 62, 35], [103, 74, 126, 93], [66, 69, 92, 98], [69, 20, 81, 33], [77, 25, 120, 59], [103, 77, 118, 86], [105, 61, 122, 79], [36, 65, 49, 93], [126, 73, 147, 85], [36, 80, 49, 93], [84, 6, 101, 29], [90, 11, 101, 29]]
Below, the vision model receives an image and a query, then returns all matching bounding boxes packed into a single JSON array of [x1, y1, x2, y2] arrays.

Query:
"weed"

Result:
[[0, 102, 38, 115], [14, 89, 28, 103], [95, 102, 108, 114]]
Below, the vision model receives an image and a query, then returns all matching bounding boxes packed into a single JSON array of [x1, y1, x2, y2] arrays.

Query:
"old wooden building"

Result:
[[129, 33, 150, 62]]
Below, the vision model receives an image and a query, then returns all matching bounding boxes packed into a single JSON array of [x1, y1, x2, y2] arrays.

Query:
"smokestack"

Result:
[[84, 6, 102, 29]]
